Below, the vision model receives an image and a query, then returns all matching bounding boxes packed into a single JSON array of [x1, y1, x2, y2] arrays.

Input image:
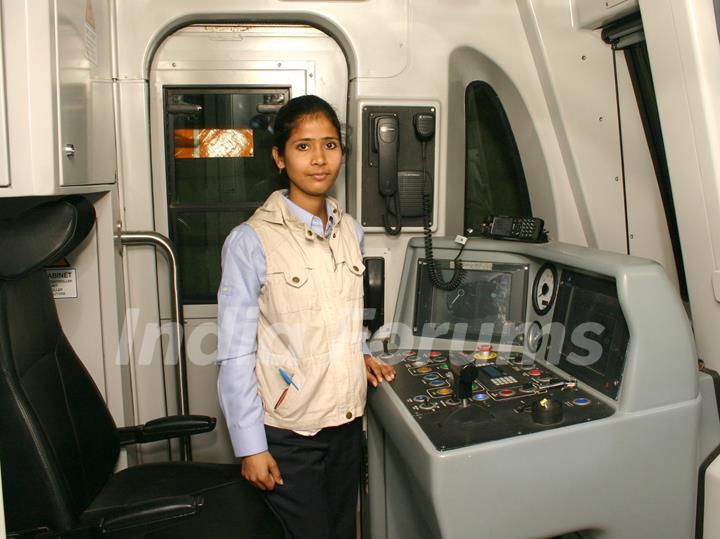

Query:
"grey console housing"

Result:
[[367, 237, 702, 539]]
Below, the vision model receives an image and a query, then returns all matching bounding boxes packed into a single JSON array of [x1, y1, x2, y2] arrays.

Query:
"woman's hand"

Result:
[[364, 354, 396, 387], [242, 450, 284, 491]]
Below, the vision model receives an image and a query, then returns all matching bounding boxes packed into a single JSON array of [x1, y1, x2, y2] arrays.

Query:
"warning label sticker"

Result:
[[46, 268, 78, 299]]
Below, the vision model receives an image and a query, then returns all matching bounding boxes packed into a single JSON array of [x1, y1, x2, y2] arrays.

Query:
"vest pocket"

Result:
[[259, 365, 307, 418], [263, 268, 316, 313], [339, 259, 365, 301], [263, 361, 329, 424]]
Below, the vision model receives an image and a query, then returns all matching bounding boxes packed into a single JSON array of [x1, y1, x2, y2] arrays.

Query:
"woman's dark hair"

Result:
[[272, 95, 344, 157]]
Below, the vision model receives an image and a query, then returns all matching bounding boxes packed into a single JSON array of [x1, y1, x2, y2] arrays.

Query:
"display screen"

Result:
[[413, 261, 528, 342], [551, 270, 629, 399], [491, 218, 513, 236], [479, 365, 504, 379]]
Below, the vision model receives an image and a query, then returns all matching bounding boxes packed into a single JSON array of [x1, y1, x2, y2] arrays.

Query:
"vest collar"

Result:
[[256, 190, 344, 230]]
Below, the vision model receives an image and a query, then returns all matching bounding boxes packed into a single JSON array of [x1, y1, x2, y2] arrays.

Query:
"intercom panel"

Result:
[[360, 105, 436, 231]]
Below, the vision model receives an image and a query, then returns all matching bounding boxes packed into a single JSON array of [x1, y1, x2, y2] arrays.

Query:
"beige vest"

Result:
[[247, 191, 367, 431]]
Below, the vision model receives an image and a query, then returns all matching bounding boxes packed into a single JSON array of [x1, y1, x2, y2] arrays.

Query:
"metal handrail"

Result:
[[118, 230, 192, 462]]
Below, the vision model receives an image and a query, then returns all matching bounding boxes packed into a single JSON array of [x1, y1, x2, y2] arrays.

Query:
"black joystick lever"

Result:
[[450, 362, 478, 404]]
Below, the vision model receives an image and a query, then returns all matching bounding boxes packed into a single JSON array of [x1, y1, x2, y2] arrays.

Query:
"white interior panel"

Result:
[[616, 50, 680, 291], [0, 0, 9, 188], [56, 0, 115, 187]]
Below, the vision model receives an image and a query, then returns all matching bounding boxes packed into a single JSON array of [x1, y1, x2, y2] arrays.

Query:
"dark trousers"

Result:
[[264, 419, 362, 539]]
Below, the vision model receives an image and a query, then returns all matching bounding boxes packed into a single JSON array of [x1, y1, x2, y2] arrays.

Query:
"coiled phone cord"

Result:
[[419, 136, 466, 291], [422, 188, 466, 290]]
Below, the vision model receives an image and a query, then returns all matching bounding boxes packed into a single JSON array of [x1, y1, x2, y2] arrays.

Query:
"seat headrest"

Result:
[[0, 196, 96, 280]]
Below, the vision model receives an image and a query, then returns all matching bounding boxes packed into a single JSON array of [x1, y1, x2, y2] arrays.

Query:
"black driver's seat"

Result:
[[0, 196, 283, 538]]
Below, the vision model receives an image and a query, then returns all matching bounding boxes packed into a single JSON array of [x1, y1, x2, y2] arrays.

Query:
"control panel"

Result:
[[383, 348, 613, 450], [366, 237, 700, 539]]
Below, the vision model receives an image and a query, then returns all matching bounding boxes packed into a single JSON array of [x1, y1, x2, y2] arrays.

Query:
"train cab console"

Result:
[[365, 237, 707, 539]]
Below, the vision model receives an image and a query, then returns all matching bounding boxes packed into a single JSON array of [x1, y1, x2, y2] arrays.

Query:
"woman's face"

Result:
[[272, 113, 342, 199]]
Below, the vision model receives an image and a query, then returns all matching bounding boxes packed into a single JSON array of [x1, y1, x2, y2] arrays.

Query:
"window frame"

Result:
[[463, 81, 532, 235]]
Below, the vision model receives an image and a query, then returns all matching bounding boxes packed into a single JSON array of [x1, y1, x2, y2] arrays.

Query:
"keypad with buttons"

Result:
[[490, 376, 517, 386], [511, 218, 540, 240]]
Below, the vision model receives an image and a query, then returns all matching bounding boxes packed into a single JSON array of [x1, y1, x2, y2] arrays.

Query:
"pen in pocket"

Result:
[[278, 368, 299, 390], [274, 387, 289, 410]]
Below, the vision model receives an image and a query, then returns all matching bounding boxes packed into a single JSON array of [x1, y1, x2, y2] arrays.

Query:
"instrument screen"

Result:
[[413, 260, 528, 341], [551, 270, 629, 399]]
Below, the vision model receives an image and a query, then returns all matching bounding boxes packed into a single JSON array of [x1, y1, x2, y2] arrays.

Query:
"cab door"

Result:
[[121, 23, 348, 463]]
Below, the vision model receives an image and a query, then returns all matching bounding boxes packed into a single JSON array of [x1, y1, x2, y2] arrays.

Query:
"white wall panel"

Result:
[[0, 1, 9, 189], [519, 0, 627, 252], [56, 0, 116, 187], [116, 80, 172, 463], [641, 0, 720, 371], [3, 0, 57, 195], [616, 51, 680, 291], [0, 0, 115, 195], [573, 0, 640, 29], [114, 0, 408, 80]]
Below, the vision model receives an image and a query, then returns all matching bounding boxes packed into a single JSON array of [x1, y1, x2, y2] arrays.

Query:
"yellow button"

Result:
[[346, 411, 353, 419], [292, 276, 300, 284], [352, 265, 359, 272]]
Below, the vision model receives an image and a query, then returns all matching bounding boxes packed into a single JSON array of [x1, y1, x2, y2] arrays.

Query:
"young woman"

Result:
[[217, 95, 395, 538]]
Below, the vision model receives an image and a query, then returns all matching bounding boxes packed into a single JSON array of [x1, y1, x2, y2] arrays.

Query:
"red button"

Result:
[[479, 345, 493, 352], [499, 389, 516, 397], [429, 351, 441, 357], [529, 369, 542, 377]]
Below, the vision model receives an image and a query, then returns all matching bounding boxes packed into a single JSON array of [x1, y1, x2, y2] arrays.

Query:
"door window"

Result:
[[164, 87, 289, 303]]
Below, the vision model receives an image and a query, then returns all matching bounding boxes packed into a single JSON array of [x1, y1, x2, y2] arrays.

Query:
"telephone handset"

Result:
[[375, 116, 399, 196], [374, 115, 402, 235]]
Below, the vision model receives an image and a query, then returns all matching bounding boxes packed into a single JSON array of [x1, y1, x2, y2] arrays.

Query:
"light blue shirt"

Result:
[[216, 192, 369, 457]]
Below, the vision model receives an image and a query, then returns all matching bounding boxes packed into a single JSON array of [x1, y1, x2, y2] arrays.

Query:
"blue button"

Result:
[[413, 395, 429, 403], [423, 373, 440, 381], [472, 393, 489, 402], [573, 397, 591, 406], [429, 379, 445, 387]]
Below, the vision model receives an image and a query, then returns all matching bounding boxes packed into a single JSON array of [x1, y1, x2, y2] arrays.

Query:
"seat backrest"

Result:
[[0, 196, 120, 533]]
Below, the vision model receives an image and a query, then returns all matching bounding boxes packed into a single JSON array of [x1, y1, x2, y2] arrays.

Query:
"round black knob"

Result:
[[531, 397, 564, 425]]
